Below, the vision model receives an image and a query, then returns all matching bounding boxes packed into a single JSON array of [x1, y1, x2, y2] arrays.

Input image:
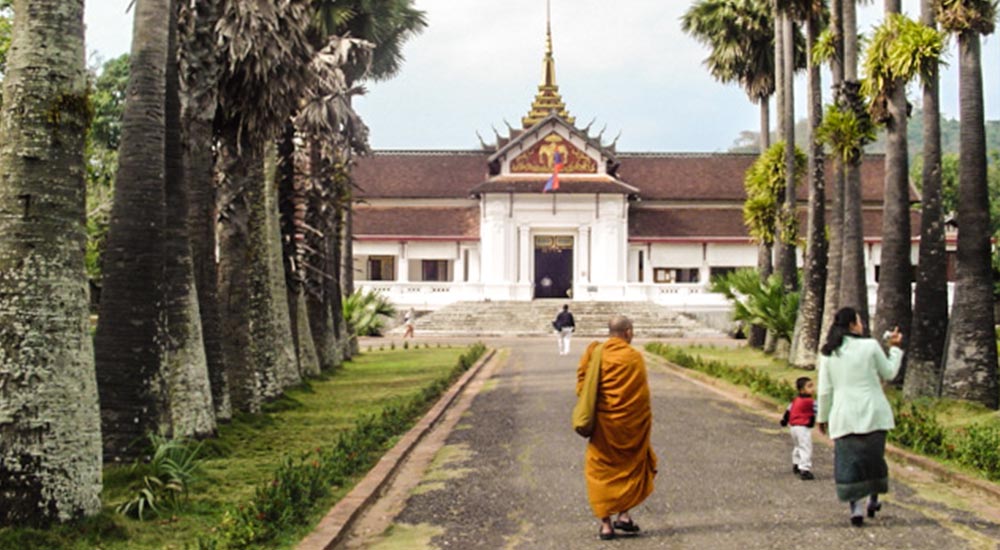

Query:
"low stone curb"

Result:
[[643, 351, 1000, 503], [297, 348, 498, 550]]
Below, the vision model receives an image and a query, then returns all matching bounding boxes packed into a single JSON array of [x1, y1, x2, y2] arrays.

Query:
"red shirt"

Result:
[[788, 396, 815, 427]]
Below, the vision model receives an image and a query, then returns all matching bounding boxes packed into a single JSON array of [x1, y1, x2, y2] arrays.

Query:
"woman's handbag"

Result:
[[572, 343, 604, 438]]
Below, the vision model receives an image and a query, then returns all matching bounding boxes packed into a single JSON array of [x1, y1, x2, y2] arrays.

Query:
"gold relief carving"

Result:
[[534, 235, 574, 250], [510, 133, 598, 174]]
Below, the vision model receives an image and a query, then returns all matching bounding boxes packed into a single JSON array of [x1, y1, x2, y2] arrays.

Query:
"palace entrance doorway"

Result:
[[534, 235, 573, 299]]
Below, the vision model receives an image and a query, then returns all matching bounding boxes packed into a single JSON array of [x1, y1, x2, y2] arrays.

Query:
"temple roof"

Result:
[[354, 206, 479, 240], [521, 6, 574, 128]]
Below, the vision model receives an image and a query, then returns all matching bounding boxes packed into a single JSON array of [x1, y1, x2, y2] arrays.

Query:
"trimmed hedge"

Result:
[[645, 343, 796, 403]]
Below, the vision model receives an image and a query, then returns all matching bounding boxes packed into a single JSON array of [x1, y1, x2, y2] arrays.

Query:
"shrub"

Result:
[[888, 397, 946, 456], [952, 424, 1000, 480], [646, 343, 795, 402], [342, 289, 396, 336]]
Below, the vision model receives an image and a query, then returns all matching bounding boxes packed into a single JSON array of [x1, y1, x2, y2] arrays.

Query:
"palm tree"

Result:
[[178, 0, 231, 420], [162, 0, 216, 437], [215, 0, 314, 411], [871, 1, 913, 372], [820, 0, 845, 345], [836, 0, 870, 326], [682, 0, 776, 347], [905, 0, 949, 398], [937, 0, 998, 409], [789, 0, 828, 369], [775, 0, 799, 293], [0, 0, 102, 525], [95, 0, 172, 460], [863, 12, 946, 384]]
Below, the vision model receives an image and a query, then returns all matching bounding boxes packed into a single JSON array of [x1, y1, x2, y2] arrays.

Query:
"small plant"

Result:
[[403, 341, 409, 349], [953, 424, 1000, 480], [390, 341, 396, 350], [888, 397, 946, 456], [342, 289, 396, 336], [116, 434, 204, 520]]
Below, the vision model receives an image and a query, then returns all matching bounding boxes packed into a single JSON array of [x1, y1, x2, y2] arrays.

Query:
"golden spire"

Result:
[[522, 0, 574, 129]]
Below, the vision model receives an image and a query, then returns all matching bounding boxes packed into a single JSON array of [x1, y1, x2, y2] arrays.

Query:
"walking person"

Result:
[[553, 304, 575, 355], [817, 307, 903, 527], [403, 307, 415, 339], [780, 376, 816, 480], [576, 315, 657, 540]]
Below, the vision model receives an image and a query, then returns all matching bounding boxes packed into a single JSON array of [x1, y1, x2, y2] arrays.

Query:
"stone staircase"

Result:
[[390, 300, 725, 338]]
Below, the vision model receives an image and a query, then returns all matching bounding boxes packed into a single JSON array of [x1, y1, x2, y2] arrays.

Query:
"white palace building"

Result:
[[352, 22, 930, 313]]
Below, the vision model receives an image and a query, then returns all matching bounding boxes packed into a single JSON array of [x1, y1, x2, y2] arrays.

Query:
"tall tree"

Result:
[[0, 0, 102, 524], [95, 0, 172, 459], [178, 0, 231, 420], [937, 0, 999, 409], [863, 12, 946, 384], [789, 0, 828, 368], [905, 0, 949, 399], [775, 0, 799, 293], [870, 1, 913, 370], [215, 0, 314, 411], [820, 0, 846, 345], [681, 0, 776, 347], [837, 0, 870, 326]]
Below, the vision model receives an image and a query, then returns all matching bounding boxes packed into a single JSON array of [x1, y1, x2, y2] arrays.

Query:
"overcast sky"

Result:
[[85, 0, 998, 152]]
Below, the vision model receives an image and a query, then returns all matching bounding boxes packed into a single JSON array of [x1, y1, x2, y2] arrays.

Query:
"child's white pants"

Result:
[[790, 425, 813, 471]]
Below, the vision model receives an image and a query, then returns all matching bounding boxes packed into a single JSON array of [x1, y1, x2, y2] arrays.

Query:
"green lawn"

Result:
[[1, 346, 468, 550]]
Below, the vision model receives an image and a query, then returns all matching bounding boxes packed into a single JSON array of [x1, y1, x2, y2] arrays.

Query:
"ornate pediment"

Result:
[[509, 132, 598, 174]]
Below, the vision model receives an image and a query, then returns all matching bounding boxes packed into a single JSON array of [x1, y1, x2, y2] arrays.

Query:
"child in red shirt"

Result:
[[780, 377, 816, 480]]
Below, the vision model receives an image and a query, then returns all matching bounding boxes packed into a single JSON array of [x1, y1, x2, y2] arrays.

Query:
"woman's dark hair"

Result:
[[821, 307, 859, 356]]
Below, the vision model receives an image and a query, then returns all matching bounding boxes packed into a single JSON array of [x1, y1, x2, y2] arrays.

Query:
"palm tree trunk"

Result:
[[821, 0, 845, 346], [837, 0, 869, 326], [905, 0, 949, 399], [873, 0, 912, 381], [751, 98, 772, 349], [179, 0, 231, 421], [790, 14, 827, 369], [94, 0, 170, 461], [940, 32, 999, 409], [260, 144, 301, 389], [0, 0, 102, 525], [333, 182, 352, 359], [162, 0, 216, 438], [779, 10, 798, 292], [303, 140, 340, 370]]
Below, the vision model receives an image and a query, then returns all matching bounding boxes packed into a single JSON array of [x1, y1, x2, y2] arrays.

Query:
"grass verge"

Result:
[[646, 342, 1000, 483], [0, 344, 486, 550]]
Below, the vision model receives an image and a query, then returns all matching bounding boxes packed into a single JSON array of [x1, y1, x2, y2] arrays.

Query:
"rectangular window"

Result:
[[710, 266, 738, 279], [421, 259, 449, 282], [653, 267, 700, 284], [367, 256, 395, 281]]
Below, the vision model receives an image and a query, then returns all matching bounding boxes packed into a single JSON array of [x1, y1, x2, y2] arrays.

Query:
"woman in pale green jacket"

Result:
[[817, 307, 903, 527]]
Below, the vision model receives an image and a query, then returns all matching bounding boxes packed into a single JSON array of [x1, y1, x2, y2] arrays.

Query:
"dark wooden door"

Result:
[[534, 241, 573, 299]]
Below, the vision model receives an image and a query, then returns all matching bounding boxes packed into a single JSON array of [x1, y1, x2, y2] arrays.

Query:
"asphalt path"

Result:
[[348, 337, 1000, 549]]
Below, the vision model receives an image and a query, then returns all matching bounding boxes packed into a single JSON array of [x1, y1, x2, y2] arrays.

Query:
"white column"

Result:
[[397, 242, 409, 282], [578, 225, 591, 284], [643, 244, 654, 284], [518, 225, 531, 283]]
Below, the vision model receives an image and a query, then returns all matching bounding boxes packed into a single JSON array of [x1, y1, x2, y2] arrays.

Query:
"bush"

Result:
[[952, 424, 1000, 480], [646, 343, 795, 402], [116, 434, 204, 520], [342, 290, 396, 336], [888, 397, 946, 456]]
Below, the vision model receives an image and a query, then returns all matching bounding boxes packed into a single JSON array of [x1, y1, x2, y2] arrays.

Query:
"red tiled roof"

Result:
[[354, 150, 905, 203], [629, 206, 921, 240], [615, 153, 893, 202], [353, 151, 490, 199], [354, 206, 479, 239]]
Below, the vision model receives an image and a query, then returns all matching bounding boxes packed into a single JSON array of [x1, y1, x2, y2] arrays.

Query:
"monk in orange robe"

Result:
[[576, 315, 658, 540]]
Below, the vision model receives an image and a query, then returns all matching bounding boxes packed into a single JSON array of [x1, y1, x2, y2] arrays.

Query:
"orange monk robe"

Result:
[[576, 337, 658, 518]]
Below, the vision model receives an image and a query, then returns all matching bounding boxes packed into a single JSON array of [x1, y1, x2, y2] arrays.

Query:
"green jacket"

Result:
[[816, 336, 903, 440]]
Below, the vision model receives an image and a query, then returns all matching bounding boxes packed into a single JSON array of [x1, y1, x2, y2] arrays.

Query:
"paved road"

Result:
[[350, 338, 1000, 549]]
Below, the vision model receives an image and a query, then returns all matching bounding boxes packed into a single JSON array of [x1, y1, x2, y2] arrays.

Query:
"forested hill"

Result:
[[730, 109, 1000, 159]]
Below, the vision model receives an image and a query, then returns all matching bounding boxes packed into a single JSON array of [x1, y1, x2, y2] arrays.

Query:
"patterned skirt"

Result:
[[833, 431, 889, 502]]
